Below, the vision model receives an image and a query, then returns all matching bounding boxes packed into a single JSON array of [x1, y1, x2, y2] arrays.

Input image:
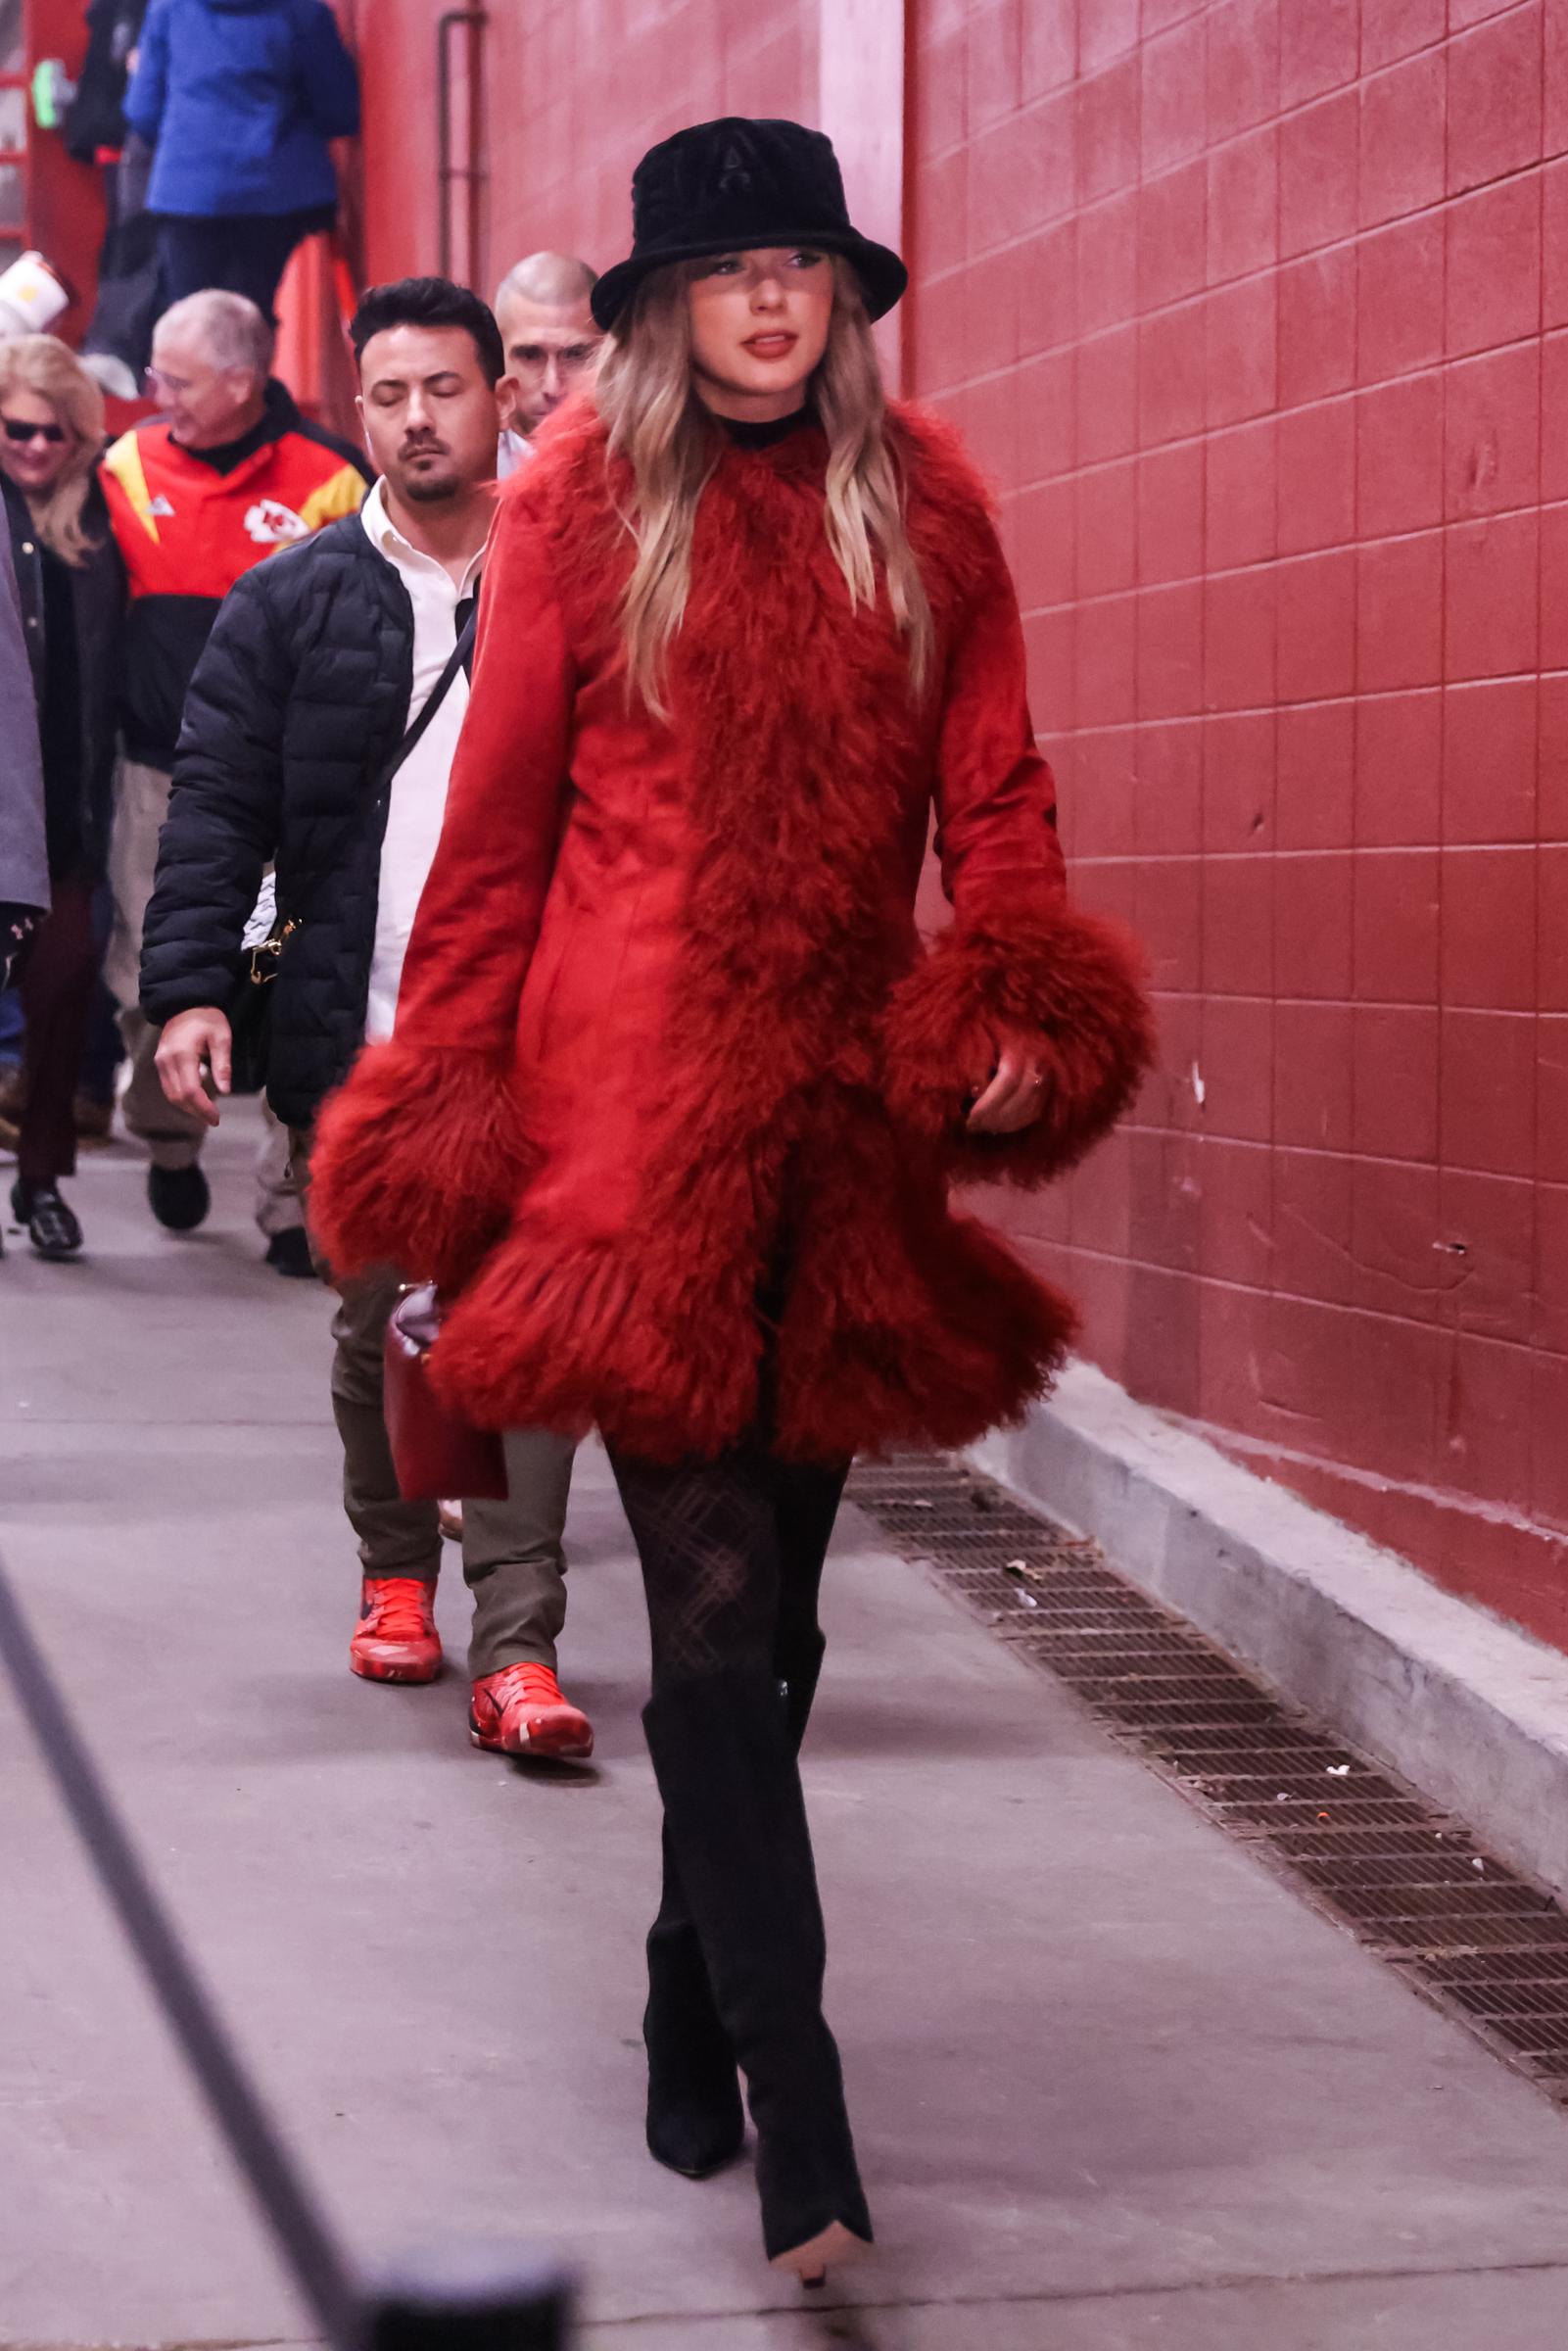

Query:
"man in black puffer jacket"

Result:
[[139, 278, 593, 1764], [137, 467, 408, 1133]]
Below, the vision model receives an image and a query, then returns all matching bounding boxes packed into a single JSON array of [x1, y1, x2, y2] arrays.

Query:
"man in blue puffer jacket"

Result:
[[125, 0, 360, 321]]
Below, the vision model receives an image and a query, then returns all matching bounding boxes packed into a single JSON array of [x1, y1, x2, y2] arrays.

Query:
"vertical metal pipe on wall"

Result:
[[437, 7, 486, 292]]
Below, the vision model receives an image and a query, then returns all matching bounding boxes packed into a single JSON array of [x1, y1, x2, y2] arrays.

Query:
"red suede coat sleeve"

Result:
[[881, 508, 1153, 1186], [930, 511, 1065, 922]]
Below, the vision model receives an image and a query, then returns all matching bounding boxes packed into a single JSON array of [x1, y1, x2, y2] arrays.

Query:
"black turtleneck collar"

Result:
[[718, 406, 815, 451]]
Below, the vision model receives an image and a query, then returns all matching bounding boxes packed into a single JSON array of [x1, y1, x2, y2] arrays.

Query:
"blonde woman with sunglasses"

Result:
[[0, 335, 123, 1260]]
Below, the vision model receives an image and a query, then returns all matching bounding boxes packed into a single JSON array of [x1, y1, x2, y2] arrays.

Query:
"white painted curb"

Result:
[[972, 1362, 1568, 1898]]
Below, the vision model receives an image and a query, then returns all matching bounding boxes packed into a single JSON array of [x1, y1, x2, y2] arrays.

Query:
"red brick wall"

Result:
[[911, 0, 1568, 1644], [355, 1, 819, 295]]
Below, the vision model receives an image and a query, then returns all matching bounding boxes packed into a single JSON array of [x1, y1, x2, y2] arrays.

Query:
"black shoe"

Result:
[[10, 1179, 83, 1261], [642, 1673, 873, 2275], [263, 1224, 316, 1279], [148, 1162, 210, 1231], [644, 1831, 745, 2180]]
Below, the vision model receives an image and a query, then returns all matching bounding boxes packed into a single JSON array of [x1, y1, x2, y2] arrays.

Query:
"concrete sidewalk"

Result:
[[3, 1106, 1568, 2350]]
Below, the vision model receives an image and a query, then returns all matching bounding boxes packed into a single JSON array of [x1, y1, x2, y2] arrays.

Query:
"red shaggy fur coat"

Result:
[[309, 402, 1152, 1463]]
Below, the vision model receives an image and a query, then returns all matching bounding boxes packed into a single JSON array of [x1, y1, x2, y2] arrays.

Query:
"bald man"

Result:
[[493, 251, 601, 468]]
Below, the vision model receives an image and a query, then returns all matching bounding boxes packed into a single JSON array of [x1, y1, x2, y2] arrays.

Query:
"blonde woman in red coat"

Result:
[[310, 119, 1151, 2286]]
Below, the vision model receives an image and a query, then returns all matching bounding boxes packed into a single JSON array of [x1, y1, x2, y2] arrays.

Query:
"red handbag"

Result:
[[382, 1283, 509, 1503]]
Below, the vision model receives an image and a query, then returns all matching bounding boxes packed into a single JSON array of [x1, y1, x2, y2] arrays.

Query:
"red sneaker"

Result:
[[470, 1663, 594, 1760], [350, 1576, 442, 1683]]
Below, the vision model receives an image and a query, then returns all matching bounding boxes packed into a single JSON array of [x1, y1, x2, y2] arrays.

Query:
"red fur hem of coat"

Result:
[[308, 1038, 530, 1289], [425, 1118, 1079, 1465], [881, 896, 1154, 1187]]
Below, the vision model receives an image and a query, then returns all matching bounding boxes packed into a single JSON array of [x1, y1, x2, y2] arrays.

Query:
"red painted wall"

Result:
[[913, 0, 1568, 1645], [355, 1, 819, 298], [349, 0, 1568, 1649]]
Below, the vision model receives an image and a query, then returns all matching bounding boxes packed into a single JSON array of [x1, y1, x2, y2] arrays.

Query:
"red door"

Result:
[[1, 0, 107, 341]]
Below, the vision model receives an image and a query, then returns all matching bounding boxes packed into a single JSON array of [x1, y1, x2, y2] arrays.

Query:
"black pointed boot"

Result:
[[642, 1669, 872, 2277], [643, 1823, 745, 2179], [642, 1627, 828, 2180]]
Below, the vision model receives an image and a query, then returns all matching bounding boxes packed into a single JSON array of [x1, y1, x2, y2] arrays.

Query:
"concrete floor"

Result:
[[3, 1106, 1568, 2350]]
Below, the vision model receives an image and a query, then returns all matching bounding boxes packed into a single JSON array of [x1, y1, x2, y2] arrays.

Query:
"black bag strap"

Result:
[[384, 600, 478, 788], [239, 589, 481, 1002]]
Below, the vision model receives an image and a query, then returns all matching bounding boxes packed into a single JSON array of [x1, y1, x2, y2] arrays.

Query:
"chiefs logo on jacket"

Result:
[[101, 379, 369, 771]]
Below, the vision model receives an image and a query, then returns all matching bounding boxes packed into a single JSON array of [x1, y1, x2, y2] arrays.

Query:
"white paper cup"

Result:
[[0, 251, 71, 338]]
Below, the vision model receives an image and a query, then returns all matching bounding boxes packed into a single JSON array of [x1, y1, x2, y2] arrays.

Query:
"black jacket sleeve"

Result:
[[138, 561, 293, 1024]]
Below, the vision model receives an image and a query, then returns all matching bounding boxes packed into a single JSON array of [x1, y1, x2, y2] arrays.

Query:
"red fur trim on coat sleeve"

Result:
[[307, 1041, 530, 1288], [881, 900, 1154, 1187]]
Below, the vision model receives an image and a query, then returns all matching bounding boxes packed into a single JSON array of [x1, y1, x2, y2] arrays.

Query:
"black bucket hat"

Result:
[[591, 117, 909, 332]]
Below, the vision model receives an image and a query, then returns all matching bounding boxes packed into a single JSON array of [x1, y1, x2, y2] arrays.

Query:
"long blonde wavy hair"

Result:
[[0, 334, 106, 567], [595, 257, 934, 713]]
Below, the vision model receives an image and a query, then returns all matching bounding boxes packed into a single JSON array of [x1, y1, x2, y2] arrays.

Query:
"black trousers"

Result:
[[18, 870, 100, 1187], [157, 210, 329, 321]]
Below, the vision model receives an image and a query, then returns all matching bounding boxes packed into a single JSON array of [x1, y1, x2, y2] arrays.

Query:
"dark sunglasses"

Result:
[[2, 416, 66, 445]]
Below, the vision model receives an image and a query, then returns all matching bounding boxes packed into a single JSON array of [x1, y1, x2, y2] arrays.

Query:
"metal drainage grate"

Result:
[[847, 1454, 1568, 2105]]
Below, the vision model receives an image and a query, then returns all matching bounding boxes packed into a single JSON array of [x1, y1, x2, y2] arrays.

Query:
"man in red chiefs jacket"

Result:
[[101, 286, 369, 1237]]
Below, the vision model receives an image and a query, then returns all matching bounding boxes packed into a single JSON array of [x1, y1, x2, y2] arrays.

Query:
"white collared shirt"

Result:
[[497, 426, 534, 479], [361, 477, 488, 1043]]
